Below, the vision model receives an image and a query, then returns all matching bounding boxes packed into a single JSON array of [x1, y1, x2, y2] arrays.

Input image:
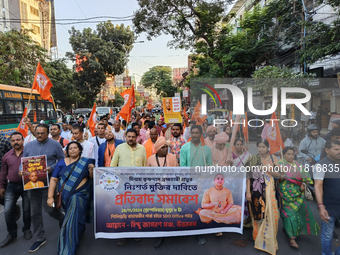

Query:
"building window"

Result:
[[20, 2, 27, 22], [32, 24, 40, 34], [30, 6, 39, 16]]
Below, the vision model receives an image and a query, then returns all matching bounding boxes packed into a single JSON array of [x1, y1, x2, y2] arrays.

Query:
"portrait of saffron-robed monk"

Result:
[[195, 173, 242, 225]]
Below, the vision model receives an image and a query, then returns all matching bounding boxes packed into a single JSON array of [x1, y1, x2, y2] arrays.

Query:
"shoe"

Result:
[[15, 205, 21, 222], [0, 235, 16, 248], [29, 239, 46, 253], [116, 238, 126, 246], [24, 230, 33, 240], [154, 238, 163, 248], [197, 235, 206, 245], [289, 238, 299, 249]]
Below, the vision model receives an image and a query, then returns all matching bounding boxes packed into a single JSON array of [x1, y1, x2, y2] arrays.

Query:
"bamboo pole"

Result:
[[26, 87, 34, 117]]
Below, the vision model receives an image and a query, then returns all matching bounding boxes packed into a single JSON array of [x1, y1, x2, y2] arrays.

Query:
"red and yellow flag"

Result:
[[32, 63, 53, 102], [268, 112, 285, 154], [88, 103, 97, 136], [16, 107, 29, 138], [118, 87, 135, 122]]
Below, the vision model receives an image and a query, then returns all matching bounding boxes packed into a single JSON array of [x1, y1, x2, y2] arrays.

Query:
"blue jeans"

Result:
[[4, 182, 31, 237], [321, 216, 340, 255]]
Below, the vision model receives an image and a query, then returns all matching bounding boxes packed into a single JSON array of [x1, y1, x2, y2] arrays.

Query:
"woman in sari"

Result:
[[278, 147, 319, 248], [245, 139, 281, 255], [232, 139, 251, 167], [47, 141, 95, 255]]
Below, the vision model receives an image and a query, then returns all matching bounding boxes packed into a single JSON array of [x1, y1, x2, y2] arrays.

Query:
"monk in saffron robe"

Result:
[[24, 171, 45, 190], [146, 137, 177, 167], [210, 132, 231, 166], [199, 173, 242, 224], [204, 125, 217, 147], [143, 128, 158, 159]]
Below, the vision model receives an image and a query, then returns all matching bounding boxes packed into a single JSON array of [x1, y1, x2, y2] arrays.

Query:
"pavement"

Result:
[[0, 141, 339, 255]]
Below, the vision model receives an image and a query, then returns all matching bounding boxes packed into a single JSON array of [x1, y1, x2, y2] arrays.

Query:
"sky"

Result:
[[54, 0, 191, 84]]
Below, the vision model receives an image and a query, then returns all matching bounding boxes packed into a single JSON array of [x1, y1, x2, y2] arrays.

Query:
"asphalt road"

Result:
[[0, 141, 339, 255]]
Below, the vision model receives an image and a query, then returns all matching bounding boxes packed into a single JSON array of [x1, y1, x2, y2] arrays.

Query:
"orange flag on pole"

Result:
[[88, 103, 97, 136], [34, 111, 37, 122], [32, 63, 53, 102], [268, 112, 285, 154], [118, 87, 135, 122], [191, 100, 207, 125], [16, 107, 29, 138], [110, 108, 113, 116], [242, 112, 249, 142]]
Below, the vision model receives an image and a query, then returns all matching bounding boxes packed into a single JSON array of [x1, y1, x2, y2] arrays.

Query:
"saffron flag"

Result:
[[110, 108, 113, 116], [242, 112, 249, 142], [16, 108, 29, 138], [118, 87, 135, 122], [268, 112, 285, 154], [34, 111, 37, 122], [32, 63, 53, 102], [191, 100, 207, 125], [88, 103, 97, 136]]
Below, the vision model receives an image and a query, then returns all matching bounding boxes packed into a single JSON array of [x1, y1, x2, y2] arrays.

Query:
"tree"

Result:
[[45, 59, 82, 110], [112, 91, 124, 107], [140, 66, 176, 97], [0, 29, 49, 86], [301, 0, 340, 64], [67, 22, 135, 107]]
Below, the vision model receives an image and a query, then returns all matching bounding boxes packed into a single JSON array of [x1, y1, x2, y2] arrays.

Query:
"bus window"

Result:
[[14, 101, 23, 114], [5, 101, 15, 114], [46, 104, 55, 119], [0, 101, 3, 114], [24, 102, 35, 120]]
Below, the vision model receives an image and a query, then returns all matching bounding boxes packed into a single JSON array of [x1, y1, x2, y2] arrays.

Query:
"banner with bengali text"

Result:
[[94, 167, 245, 239]]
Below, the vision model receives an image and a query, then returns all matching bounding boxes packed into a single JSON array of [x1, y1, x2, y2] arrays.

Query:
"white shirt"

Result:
[[80, 140, 95, 159], [24, 134, 36, 146], [88, 136, 106, 166], [284, 138, 294, 148], [183, 126, 191, 143], [112, 129, 126, 141], [61, 130, 70, 139]]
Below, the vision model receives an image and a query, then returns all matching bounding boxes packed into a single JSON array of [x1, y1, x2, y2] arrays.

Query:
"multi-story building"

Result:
[[226, 0, 340, 128], [0, 0, 57, 51]]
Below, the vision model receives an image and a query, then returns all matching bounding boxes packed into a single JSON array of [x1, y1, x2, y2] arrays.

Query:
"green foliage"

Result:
[[112, 91, 124, 107], [45, 59, 82, 110], [67, 22, 135, 107], [0, 29, 49, 86], [140, 66, 176, 97]]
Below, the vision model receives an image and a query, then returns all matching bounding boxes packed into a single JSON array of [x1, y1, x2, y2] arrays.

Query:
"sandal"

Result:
[[289, 238, 299, 249]]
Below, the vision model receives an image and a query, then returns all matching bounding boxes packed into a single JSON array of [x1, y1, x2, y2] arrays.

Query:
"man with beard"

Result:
[[204, 126, 217, 147], [143, 128, 158, 159], [167, 123, 186, 164], [299, 124, 326, 165], [98, 129, 124, 167], [180, 125, 212, 245], [0, 132, 32, 248], [112, 121, 126, 141], [50, 124, 69, 148], [110, 129, 146, 167], [314, 140, 340, 255]]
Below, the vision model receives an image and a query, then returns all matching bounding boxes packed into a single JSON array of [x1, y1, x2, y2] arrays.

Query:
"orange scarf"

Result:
[[144, 138, 156, 159], [104, 143, 115, 167]]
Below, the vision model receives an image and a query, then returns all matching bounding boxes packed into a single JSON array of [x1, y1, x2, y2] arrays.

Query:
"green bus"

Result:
[[0, 84, 56, 137]]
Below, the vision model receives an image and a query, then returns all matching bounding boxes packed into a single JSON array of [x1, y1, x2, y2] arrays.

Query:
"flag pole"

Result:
[[26, 87, 34, 117], [51, 95, 57, 111]]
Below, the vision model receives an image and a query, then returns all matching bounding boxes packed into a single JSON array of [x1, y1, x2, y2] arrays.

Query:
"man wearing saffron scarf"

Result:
[[204, 126, 217, 147], [143, 128, 158, 159], [210, 132, 231, 166], [98, 130, 125, 167]]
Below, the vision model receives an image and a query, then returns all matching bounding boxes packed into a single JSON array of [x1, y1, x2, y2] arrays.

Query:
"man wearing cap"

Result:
[[210, 132, 231, 166], [204, 126, 217, 147], [323, 119, 340, 140], [146, 137, 177, 167]]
